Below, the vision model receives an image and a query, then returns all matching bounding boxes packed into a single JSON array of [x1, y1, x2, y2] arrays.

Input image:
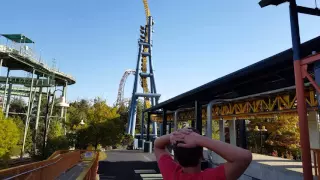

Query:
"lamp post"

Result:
[[42, 89, 69, 158], [254, 125, 268, 154]]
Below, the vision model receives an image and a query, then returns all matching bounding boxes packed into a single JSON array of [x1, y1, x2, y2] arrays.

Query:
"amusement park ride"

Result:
[[117, 0, 161, 136]]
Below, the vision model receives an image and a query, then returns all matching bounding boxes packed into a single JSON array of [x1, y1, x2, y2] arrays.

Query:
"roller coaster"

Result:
[[116, 69, 135, 106], [121, 0, 160, 136]]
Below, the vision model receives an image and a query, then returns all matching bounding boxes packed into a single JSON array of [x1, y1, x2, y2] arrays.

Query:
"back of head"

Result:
[[173, 128, 203, 167]]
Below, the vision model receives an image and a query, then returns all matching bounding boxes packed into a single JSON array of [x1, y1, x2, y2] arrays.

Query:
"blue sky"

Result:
[[1, 0, 320, 104]]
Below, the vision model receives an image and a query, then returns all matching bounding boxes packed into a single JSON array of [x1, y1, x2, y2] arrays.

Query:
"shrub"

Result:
[[121, 134, 134, 146]]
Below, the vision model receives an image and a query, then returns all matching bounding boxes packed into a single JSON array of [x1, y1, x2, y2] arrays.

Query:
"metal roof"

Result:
[[258, 0, 288, 8], [145, 36, 320, 112], [1, 34, 34, 43]]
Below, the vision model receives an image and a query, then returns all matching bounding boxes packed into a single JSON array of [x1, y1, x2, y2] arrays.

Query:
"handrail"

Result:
[[77, 151, 100, 180], [0, 150, 81, 180], [3, 158, 62, 180]]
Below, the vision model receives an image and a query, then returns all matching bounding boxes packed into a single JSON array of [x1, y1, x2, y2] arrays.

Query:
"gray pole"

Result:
[[5, 83, 13, 118], [2, 69, 10, 110], [0, 59, 3, 77], [21, 69, 35, 158], [34, 87, 43, 138], [63, 81, 68, 135]]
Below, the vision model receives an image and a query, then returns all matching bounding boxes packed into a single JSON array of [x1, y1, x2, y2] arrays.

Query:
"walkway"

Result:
[[98, 150, 161, 180]]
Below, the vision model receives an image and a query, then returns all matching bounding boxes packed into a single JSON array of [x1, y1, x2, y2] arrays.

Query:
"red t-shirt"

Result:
[[158, 154, 226, 180]]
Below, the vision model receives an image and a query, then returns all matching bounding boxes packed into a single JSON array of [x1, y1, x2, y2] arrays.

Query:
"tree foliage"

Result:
[[247, 115, 301, 159], [0, 113, 20, 160], [69, 98, 126, 150]]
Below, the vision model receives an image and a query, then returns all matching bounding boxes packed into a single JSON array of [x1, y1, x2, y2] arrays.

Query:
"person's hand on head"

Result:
[[176, 132, 200, 148], [177, 128, 193, 135]]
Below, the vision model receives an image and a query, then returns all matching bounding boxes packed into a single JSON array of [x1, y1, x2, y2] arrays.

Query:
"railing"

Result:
[[0, 44, 76, 81], [312, 148, 320, 179], [0, 150, 80, 180], [77, 151, 100, 180]]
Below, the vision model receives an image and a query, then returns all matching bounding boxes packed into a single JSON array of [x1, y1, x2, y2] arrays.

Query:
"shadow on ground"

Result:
[[98, 161, 160, 180]]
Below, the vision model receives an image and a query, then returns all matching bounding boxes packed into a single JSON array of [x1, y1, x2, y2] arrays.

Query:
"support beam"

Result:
[[297, 6, 320, 16], [289, 1, 313, 179], [195, 101, 202, 135]]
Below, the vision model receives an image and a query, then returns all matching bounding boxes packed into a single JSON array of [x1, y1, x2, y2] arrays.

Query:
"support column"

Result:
[[0, 59, 3, 79], [146, 112, 151, 141], [238, 120, 247, 149], [21, 69, 35, 158], [174, 110, 179, 131], [144, 112, 152, 153], [159, 123, 163, 136], [131, 97, 138, 136], [308, 111, 320, 149], [217, 119, 226, 163], [35, 87, 43, 137], [152, 122, 158, 137], [141, 111, 145, 139], [289, 1, 312, 178], [219, 119, 225, 142], [5, 83, 12, 118], [168, 122, 172, 134], [195, 101, 202, 135], [61, 83, 67, 135], [2, 69, 10, 110], [229, 119, 237, 146], [162, 109, 167, 135]]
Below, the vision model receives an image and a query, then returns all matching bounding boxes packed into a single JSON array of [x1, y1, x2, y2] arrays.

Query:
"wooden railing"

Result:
[[0, 150, 80, 180], [312, 148, 320, 179], [77, 151, 100, 180]]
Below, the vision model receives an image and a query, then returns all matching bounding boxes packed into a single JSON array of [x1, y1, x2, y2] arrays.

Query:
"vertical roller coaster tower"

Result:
[[127, 0, 161, 136]]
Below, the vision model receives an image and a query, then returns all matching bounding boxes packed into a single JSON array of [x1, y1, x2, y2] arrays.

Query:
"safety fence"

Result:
[[0, 150, 80, 180], [312, 148, 320, 179]]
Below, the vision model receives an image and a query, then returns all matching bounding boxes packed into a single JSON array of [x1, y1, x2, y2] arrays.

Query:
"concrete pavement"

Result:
[[98, 150, 161, 180]]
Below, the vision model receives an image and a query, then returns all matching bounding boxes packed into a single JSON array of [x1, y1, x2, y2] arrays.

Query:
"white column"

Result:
[[214, 119, 226, 164], [229, 119, 237, 146]]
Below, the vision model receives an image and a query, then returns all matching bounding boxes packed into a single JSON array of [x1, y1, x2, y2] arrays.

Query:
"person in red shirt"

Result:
[[154, 128, 252, 180]]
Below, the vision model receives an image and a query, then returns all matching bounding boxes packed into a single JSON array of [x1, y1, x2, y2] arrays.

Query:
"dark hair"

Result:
[[173, 128, 203, 167]]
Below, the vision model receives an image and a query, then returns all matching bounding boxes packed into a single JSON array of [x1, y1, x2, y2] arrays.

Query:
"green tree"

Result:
[[247, 115, 300, 159], [0, 113, 20, 162]]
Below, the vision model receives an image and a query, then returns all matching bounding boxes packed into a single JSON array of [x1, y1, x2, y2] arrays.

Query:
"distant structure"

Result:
[[127, 0, 161, 136], [116, 69, 135, 106]]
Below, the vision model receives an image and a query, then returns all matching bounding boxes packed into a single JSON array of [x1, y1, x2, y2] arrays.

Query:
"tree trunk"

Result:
[[94, 135, 98, 150]]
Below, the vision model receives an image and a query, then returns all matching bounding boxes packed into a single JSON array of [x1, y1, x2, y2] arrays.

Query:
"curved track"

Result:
[[116, 69, 135, 105]]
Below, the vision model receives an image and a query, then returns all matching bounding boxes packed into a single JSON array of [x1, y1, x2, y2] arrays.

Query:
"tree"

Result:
[[0, 113, 20, 162], [247, 115, 300, 159]]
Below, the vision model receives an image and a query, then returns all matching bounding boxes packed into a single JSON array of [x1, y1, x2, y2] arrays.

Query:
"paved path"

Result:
[[98, 150, 161, 180]]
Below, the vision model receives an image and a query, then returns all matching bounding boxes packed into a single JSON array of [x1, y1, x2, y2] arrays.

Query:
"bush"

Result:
[[43, 136, 69, 159], [0, 118, 20, 159], [121, 134, 134, 146]]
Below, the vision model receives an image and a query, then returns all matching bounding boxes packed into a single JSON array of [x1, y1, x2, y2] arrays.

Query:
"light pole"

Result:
[[254, 125, 268, 154], [42, 89, 69, 158]]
